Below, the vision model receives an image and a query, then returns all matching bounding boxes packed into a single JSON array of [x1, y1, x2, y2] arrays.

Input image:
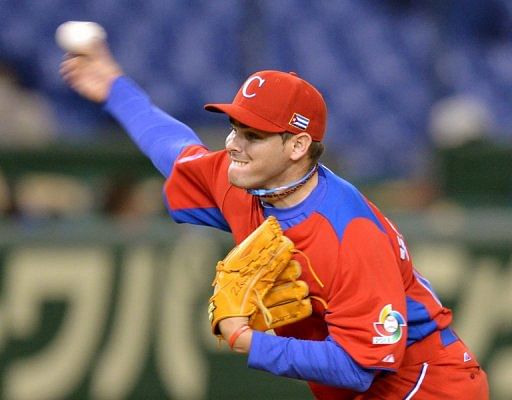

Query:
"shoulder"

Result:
[[315, 166, 385, 241]]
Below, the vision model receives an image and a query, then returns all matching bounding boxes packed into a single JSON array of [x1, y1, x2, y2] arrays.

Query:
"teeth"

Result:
[[232, 160, 247, 166]]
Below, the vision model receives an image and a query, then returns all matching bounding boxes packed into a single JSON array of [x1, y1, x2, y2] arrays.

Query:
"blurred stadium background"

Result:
[[0, 0, 511, 399]]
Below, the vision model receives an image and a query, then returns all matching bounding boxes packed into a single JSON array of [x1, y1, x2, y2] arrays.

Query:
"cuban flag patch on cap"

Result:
[[289, 113, 310, 130]]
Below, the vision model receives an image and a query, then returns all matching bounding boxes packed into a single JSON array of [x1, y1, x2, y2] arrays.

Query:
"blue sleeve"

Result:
[[103, 76, 204, 177], [248, 333, 375, 392]]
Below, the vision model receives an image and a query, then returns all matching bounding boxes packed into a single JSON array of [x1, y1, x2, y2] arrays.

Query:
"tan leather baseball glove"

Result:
[[208, 216, 312, 337], [250, 259, 312, 331]]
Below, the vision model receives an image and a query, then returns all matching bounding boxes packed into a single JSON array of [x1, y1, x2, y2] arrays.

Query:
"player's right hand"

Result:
[[59, 41, 124, 103]]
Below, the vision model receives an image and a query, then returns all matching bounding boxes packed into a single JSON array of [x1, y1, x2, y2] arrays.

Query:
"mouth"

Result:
[[230, 158, 249, 167]]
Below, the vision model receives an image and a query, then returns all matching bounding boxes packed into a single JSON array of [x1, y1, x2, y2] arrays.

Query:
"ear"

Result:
[[289, 133, 313, 161]]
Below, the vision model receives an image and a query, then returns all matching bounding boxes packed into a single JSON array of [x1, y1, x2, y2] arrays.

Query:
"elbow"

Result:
[[322, 338, 376, 391], [353, 370, 374, 392], [331, 366, 374, 392], [339, 373, 373, 393]]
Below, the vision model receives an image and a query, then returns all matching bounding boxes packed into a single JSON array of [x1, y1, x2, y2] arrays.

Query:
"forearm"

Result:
[[219, 319, 374, 391], [248, 332, 374, 392], [104, 76, 204, 177]]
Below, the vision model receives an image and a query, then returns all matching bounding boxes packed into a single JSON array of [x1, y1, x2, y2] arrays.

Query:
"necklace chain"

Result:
[[248, 164, 319, 199]]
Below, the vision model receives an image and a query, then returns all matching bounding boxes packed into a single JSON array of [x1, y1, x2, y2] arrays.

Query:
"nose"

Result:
[[225, 129, 241, 151]]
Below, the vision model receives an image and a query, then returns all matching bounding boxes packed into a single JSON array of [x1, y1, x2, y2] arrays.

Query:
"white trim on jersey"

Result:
[[404, 362, 429, 399], [413, 270, 443, 307]]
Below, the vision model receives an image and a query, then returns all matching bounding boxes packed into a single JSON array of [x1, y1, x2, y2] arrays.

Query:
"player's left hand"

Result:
[[208, 216, 313, 341], [251, 259, 312, 331], [208, 216, 295, 336]]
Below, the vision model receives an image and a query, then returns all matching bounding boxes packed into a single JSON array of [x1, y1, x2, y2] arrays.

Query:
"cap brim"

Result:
[[204, 103, 285, 133]]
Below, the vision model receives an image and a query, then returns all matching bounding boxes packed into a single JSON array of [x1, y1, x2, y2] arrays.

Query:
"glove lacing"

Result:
[[253, 287, 274, 328], [293, 249, 324, 288]]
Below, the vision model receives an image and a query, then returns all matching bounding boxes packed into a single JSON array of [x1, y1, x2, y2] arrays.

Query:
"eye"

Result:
[[246, 132, 262, 141]]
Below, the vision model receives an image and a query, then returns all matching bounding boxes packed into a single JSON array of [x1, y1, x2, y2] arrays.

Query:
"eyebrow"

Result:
[[229, 118, 249, 129]]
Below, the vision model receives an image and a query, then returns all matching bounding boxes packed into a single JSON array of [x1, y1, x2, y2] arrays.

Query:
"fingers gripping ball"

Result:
[[208, 216, 301, 336], [55, 21, 106, 54]]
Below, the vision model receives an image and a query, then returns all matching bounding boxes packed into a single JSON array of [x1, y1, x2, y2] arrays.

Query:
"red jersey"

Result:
[[164, 145, 453, 398]]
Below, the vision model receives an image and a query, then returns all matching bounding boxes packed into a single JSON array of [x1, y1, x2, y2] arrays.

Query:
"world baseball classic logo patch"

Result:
[[289, 113, 310, 130], [372, 304, 406, 345]]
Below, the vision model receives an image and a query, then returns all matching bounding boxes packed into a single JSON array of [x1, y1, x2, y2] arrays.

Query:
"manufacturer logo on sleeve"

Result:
[[372, 304, 406, 345]]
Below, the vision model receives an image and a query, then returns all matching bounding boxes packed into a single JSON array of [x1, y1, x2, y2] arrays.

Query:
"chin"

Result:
[[227, 170, 246, 188], [227, 169, 258, 190]]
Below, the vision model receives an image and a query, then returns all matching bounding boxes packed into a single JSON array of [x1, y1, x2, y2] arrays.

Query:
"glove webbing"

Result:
[[211, 229, 282, 287]]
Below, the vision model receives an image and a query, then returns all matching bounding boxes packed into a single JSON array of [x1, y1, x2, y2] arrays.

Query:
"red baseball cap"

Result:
[[204, 70, 327, 141]]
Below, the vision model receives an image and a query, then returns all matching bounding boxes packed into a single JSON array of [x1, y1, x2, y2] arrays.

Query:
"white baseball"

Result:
[[55, 21, 106, 53], [383, 315, 399, 333]]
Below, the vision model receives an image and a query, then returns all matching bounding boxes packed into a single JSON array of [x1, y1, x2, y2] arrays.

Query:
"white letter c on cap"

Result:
[[242, 76, 265, 98]]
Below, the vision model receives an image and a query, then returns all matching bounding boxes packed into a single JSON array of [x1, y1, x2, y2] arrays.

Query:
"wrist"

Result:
[[228, 325, 251, 352], [219, 317, 252, 353], [232, 328, 252, 353]]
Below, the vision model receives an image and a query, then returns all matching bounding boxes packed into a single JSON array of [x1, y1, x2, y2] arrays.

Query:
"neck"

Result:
[[257, 165, 320, 208]]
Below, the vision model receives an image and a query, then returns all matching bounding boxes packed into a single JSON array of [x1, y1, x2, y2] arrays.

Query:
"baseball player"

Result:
[[60, 40, 489, 399]]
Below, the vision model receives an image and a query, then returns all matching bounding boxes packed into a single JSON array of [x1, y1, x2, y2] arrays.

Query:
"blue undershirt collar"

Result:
[[261, 166, 327, 230]]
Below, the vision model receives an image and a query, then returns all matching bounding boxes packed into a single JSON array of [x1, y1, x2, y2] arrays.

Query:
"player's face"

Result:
[[225, 121, 295, 189]]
